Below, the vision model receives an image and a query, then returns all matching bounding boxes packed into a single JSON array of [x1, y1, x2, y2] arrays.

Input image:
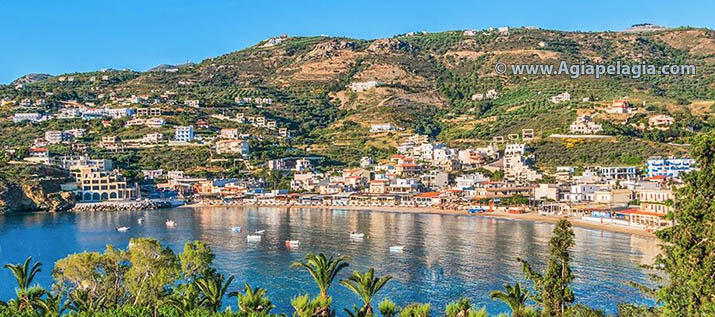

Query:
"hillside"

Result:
[[2, 27, 715, 170]]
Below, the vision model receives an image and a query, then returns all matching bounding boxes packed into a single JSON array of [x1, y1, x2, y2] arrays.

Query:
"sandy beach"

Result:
[[187, 202, 656, 238]]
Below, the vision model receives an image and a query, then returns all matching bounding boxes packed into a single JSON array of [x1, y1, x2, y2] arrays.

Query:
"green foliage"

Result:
[[652, 132, 715, 315], [563, 304, 606, 317], [230, 283, 274, 314], [489, 283, 530, 317], [291, 253, 350, 298], [179, 241, 216, 281], [125, 238, 180, 307], [2, 257, 47, 314], [398, 303, 430, 317], [195, 273, 234, 312], [340, 268, 392, 316], [518, 220, 575, 316], [290, 294, 333, 317], [378, 298, 399, 317], [444, 297, 472, 317]]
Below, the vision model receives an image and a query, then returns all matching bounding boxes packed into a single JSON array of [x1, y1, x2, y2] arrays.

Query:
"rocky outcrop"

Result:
[[367, 39, 414, 53], [10, 73, 52, 86], [0, 181, 74, 214], [302, 39, 357, 60]]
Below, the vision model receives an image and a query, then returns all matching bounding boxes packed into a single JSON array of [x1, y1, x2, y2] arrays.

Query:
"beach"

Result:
[[187, 202, 656, 238]]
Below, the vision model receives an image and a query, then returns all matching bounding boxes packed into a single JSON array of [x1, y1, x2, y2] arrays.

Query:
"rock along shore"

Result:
[[71, 201, 172, 212]]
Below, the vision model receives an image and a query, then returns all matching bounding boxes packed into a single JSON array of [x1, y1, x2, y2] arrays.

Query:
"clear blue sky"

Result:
[[1, 0, 713, 83]]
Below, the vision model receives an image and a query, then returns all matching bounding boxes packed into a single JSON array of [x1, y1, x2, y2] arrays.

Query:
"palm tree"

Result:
[[340, 268, 393, 316], [291, 253, 349, 298], [445, 297, 472, 317], [229, 283, 274, 314], [378, 298, 399, 317], [4, 257, 46, 312], [66, 289, 106, 314], [37, 293, 66, 316], [166, 289, 200, 314], [195, 273, 234, 312], [490, 282, 530, 317]]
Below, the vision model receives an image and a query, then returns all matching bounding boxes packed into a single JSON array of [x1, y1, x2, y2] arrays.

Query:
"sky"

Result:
[[1, 0, 714, 84]]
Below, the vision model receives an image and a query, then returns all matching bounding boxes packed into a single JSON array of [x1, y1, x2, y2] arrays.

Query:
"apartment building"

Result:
[[73, 167, 136, 202]]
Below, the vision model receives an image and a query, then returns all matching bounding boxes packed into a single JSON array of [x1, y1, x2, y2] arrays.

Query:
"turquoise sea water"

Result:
[[0, 206, 658, 314]]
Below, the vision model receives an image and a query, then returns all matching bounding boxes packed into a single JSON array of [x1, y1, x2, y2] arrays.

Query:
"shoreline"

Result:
[[186, 203, 656, 238]]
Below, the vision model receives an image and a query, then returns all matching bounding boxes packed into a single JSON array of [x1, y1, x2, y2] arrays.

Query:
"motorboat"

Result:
[[232, 226, 242, 233], [255, 230, 265, 234], [116, 226, 130, 232], [285, 240, 300, 248], [137, 217, 143, 224], [389, 246, 405, 253], [165, 220, 177, 227], [467, 207, 485, 214], [350, 232, 365, 239], [246, 235, 262, 242]]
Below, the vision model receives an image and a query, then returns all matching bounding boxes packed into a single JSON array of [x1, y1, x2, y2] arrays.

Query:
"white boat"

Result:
[[246, 235, 262, 242], [137, 218, 143, 224], [389, 246, 404, 253], [165, 220, 176, 227], [285, 240, 300, 247], [232, 226, 242, 233], [116, 226, 130, 232], [350, 232, 365, 239], [255, 230, 265, 234]]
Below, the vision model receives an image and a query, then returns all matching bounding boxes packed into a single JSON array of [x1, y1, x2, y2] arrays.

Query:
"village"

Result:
[[2, 83, 698, 235]]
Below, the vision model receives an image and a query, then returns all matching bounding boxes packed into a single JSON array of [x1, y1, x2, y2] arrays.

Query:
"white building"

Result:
[[106, 108, 134, 119], [504, 143, 525, 156], [569, 115, 603, 134], [551, 92, 571, 103], [646, 156, 696, 179], [370, 123, 397, 133], [13, 113, 43, 123], [215, 140, 249, 156], [455, 173, 489, 190], [184, 100, 200, 108], [55, 156, 113, 171], [294, 159, 312, 172], [648, 114, 675, 128], [175, 126, 195, 142], [220, 128, 240, 139], [350, 81, 380, 92], [44, 131, 67, 144]]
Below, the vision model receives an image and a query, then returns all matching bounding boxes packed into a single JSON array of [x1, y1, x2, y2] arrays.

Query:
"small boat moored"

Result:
[[116, 226, 130, 232], [350, 232, 365, 239], [285, 240, 300, 248], [165, 220, 177, 227], [232, 226, 242, 233], [389, 246, 405, 253], [255, 230, 265, 234], [137, 217, 144, 224], [246, 235, 262, 242]]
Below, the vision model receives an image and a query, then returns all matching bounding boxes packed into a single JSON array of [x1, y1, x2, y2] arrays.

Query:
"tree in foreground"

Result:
[[195, 273, 234, 312], [292, 253, 350, 298], [2, 257, 47, 314], [291, 252, 349, 316], [651, 132, 715, 315], [518, 219, 575, 316], [489, 282, 530, 317], [378, 298, 399, 317], [340, 268, 392, 316], [399, 303, 431, 317], [230, 283, 274, 314]]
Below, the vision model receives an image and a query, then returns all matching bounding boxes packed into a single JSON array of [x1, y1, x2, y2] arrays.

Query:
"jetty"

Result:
[[71, 200, 173, 212]]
